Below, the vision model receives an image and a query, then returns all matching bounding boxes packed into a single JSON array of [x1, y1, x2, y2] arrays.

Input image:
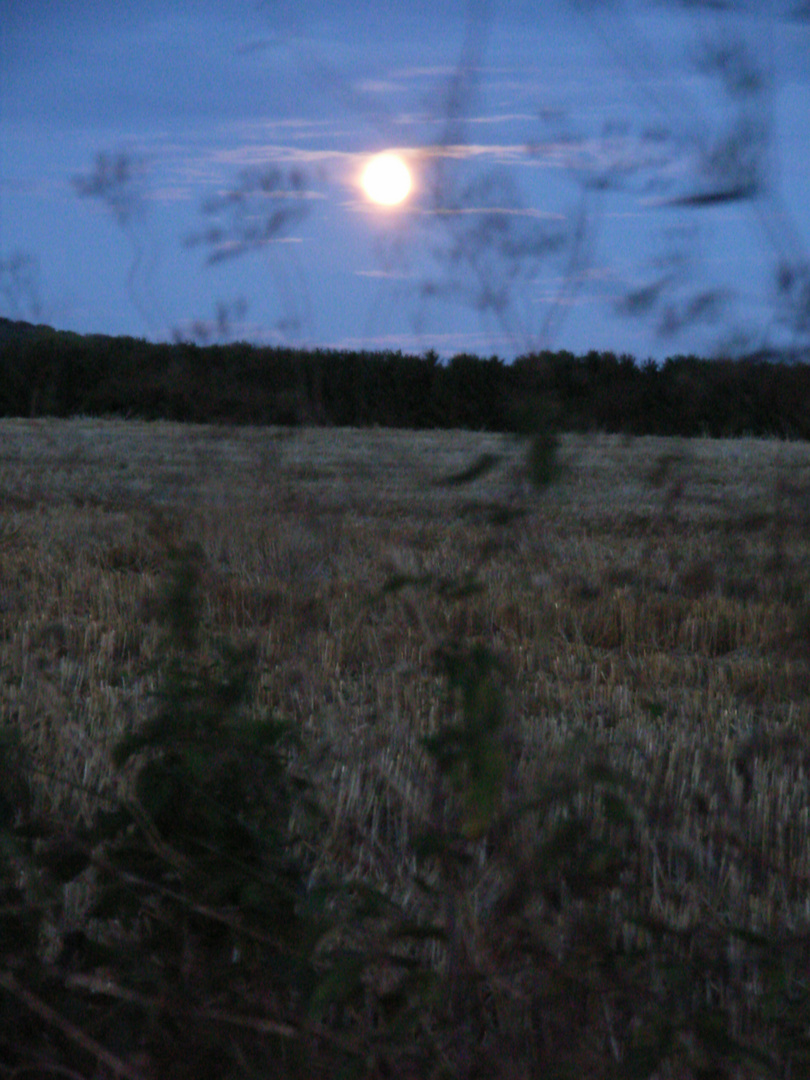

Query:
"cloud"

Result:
[[420, 206, 564, 219], [461, 113, 540, 125], [355, 269, 413, 279], [355, 79, 402, 95]]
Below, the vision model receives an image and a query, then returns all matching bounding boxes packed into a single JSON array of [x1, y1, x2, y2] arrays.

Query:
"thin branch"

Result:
[[64, 972, 364, 1055], [0, 970, 147, 1080], [88, 847, 299, 955]]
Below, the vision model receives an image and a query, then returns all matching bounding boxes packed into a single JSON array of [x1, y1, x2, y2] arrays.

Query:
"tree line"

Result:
[[1, 318, 808, 438]]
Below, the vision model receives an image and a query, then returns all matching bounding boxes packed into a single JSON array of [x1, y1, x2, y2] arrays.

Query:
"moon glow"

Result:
[[361, 153, 412, 206]]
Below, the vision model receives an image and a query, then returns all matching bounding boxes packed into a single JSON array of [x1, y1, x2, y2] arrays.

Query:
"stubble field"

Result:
[[2, 417, 810, 1073]]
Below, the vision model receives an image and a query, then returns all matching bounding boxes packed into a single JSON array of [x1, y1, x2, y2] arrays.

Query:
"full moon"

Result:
[[361, 153, 412, 206]]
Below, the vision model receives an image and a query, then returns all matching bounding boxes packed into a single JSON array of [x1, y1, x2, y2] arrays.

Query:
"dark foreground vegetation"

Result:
[[3, 514, 810, 1079], [1, 422, 809, 1077], [1, 318, 808, 437]]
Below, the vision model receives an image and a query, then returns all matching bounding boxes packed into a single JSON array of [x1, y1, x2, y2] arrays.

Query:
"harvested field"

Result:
[[1, 418, 810, 1075]]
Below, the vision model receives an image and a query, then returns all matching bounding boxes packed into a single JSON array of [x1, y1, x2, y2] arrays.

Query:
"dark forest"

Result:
[[1, 317, 808, 437]]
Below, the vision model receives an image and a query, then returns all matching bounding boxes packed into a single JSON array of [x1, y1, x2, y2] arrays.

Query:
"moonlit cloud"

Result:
[[420, 206, 564, 218]]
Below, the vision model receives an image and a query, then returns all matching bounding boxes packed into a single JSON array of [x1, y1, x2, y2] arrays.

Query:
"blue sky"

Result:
[[1, 0, 808, 360]]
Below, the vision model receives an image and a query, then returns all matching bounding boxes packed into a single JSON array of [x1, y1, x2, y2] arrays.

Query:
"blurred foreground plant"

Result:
[[0, 541, 330, 1078]]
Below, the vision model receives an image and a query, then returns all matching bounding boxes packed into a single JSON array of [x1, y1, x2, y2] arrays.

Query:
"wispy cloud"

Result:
[[355, 268, 414, 279], [418, 143, 542, 162], [355, 79, 402, 96], [163, 132, 656, 203], [205, 138, 579, 171], [461, 114, 540, 125], [419, 206, 564, 219], [210, 145, 355, 167], [232, 118, 337, 138], [389, 65, 459, 80]]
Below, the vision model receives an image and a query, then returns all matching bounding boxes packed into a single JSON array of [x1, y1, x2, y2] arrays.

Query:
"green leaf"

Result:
[[351, 881, 401, 918], [38, 838, 91, 883], [422, 725, 466, 774], [536, 816, 590, 867], [602, 791, 633, 825], [622, 1041, 670, 1079], [310, 951, 366, 1013], [0, 886, 40, 957], [641, 698, 665, 719], [485, 503, 527, 526], [379, 572, 433, 596], [389, 920, 447, 945], [411, 827, 445, 860], [135, 758, 186, 823], [435, 575, 484, 600], [583, 762, 620, 784], [173, 745, 203, 785], [89, 881, 142, 921], [92, 806, 132, 840], [238, 716, 291, 751]]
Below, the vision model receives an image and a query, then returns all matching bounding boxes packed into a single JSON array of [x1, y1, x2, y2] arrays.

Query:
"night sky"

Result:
[[2, 1, 808, 361]]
